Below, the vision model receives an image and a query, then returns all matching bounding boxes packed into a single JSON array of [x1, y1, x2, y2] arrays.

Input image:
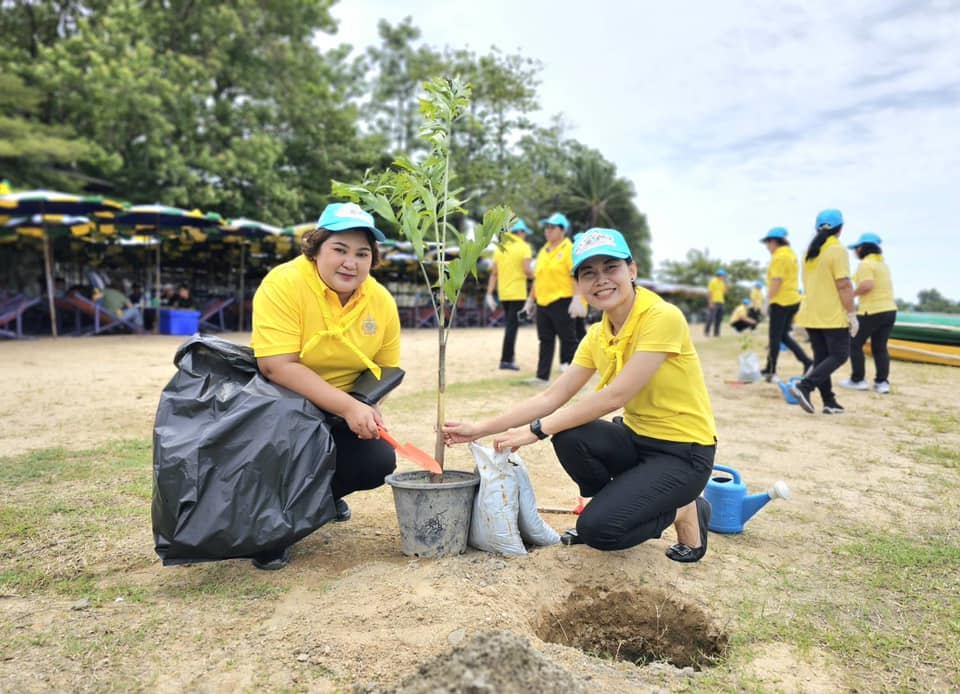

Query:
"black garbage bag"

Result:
[[152, 334, 336, 565]]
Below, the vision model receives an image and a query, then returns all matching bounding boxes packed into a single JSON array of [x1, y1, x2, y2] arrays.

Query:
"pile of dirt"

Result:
[[536, 584, 729, 669], [357, 630, 587, 694]]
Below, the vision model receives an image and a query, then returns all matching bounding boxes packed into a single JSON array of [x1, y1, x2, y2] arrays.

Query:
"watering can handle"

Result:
[[711, 464, 741, 484]]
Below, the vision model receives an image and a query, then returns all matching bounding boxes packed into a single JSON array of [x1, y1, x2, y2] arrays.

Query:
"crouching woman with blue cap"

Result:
[[249, 202, 401, 569], [444, 228, 717, 561]]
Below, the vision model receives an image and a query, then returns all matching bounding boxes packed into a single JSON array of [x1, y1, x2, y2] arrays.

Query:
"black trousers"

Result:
[[849, 310, 896, 383], [764, 303, 812, 374], [499, 300, 524, 364], [329, 425, 396, 500], [535, 298, 579, 380], [552, 420, 715, 551], [800, 327, 850, 403], [731, 319, 754, 333], [704, 304, 723, 336]]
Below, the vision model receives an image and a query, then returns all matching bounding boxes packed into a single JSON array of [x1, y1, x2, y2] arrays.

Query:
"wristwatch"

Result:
[[529, 418, 549, 440]]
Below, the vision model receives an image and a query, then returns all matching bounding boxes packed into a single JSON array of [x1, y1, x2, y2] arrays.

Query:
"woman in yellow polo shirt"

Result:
[[444, 228, 716, 562], [524, 212, 584, 385], [840, 233, 897, 394], [759, 227, 812, 380], [250, 202, 401, 569], [791, 209, 859, 415]]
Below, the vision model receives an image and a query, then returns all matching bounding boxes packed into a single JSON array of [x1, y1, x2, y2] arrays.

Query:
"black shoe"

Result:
[[560, 528, 583, 546], [499, 361, 520, 371], [251, 547, 290, 571], [334, 498, 351, 523], [789, 383, 815, 414], [822, 400, 845, 415], [666, 497, 711, 563]]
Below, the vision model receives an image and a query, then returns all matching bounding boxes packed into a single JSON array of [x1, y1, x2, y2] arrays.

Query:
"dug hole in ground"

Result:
[[1, 326, 958, 692]]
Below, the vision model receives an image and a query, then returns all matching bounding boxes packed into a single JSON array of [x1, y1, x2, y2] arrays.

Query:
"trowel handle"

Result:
[[377, 424, 400, 449], [711, 464, 741, 484]]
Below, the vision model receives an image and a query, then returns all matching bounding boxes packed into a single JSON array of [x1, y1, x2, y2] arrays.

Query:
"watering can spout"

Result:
[[740, 481, 791, 525]]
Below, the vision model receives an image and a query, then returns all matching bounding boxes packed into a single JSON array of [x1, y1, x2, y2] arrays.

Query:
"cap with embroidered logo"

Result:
[[316, 202, 386, 242], [571, 228, 632, 275]]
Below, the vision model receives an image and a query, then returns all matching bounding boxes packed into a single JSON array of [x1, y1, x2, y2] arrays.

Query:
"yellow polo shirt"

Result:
[[573, 287, 716, 445], [854, 254, 897, 315], [796, 236, 850, 329], [707, 276, 726, 303], [493, 233, 532, 301], [251, 255, 401, 391], [750, 286, 764, 308], [730, 304, 750, 324], [533, 238, 574, 305], [766, 245, 801, 306]]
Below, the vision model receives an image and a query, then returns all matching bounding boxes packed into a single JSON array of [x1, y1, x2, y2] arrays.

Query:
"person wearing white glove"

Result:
[[529, 213, 580, 383], [790, 208, 855, 415], [487, 220, 534, 371], [840, 233, 897, 393]]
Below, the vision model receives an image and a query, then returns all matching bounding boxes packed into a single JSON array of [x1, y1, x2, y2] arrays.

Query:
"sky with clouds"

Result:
[[317, 0, 960, 301]]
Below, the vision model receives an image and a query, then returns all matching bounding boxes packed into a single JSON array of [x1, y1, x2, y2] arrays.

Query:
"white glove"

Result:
[[484, 293, 497, 312], [847, 312, 860, 338], [522, 297, 536, 318], [568, 298, 587, 318]]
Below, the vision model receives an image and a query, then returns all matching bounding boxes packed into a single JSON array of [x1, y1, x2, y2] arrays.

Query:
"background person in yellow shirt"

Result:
[[705, 269, 728, 337], [791, 209, 858, 415], [759, 227, 812, 381], [250, 202, 402, 570], [485, 219, 534, 371], [523, 212, 584, 385], [840, 233, 897, 394], [748, 281, 765, 323], [444, 228, 717, 562], [729, 299, 758, 332]]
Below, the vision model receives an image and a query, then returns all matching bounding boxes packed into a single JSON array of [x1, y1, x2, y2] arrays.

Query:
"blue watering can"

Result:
[[776, 376, 803, 405], [704, 465, 790, 533]]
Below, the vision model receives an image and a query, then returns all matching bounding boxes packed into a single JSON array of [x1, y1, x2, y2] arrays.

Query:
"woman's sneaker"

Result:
[[873, 381, 890, 394], [839, 379, 869, 390], [822, 400, 845, 415], [789, 383, 815, 413]]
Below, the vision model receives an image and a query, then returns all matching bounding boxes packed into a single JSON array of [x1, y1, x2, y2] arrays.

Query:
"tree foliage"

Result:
[[658, 249, 764, 308]]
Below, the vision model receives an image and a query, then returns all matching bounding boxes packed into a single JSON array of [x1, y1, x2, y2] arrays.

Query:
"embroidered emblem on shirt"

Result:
[[362, 315, 377, 335]]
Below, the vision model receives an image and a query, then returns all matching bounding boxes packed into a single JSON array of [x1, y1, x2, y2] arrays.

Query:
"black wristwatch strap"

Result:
[[530, 418, 549, 440]]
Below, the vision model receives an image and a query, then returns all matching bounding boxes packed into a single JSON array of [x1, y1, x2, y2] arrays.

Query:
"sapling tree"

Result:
[[333, 76, 514, 476]]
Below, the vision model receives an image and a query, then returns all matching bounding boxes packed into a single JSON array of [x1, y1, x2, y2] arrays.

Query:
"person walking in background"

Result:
[[759, 227, 812, 381], [791, 210, 858, 415], [840, 233, 897, 394], [485, 219, 534, 371], [444, 228, 716, 561], [729, 299, 758, 333], [524, 212, 583, 385], [704, 269, 728, 337]]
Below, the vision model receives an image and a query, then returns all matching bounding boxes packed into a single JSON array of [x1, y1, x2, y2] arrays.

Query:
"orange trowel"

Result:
[[377, 425, 443, 474]]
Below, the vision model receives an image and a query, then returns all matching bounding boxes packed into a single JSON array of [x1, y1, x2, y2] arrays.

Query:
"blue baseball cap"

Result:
[[848, 232, 882, 248], [760, 227, 788, 242], [716, 269, 728, 276], [316, 202, 386, 242], [742, 298, 751, 305], [510, 219, 530, 233], [754, 280, 764, 287], [539, 212, 570, 230], [815, 208, 843, 230], [571, 228, 632, 275]]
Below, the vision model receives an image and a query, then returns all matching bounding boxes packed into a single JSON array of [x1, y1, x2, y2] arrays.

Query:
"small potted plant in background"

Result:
[[334, 76, 513, 557]]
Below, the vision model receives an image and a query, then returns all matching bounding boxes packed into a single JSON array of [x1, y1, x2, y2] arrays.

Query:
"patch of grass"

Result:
[[912, 444, 960, 469], [734, 527, 960, 691]]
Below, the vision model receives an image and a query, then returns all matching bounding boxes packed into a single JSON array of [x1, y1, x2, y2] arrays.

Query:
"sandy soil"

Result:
[[1, 326, 957, 692]]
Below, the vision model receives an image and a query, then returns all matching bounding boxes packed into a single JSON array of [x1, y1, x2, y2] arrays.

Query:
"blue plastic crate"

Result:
[[159, 309, 200, 336]]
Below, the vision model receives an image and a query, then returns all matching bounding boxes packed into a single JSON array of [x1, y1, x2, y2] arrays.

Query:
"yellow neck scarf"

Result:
[[297, 256, 382, 379], [596, 287, 661, 389]]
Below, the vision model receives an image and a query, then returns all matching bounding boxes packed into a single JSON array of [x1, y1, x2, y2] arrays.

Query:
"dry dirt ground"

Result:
[[1, 326, 958, 692]]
